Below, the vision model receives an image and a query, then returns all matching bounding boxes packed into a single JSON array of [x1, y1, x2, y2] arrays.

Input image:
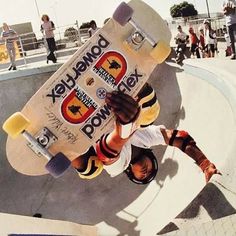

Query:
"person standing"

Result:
[[203, 20, 217, 58], [174, 25, 189, 64], [1, 23, 18, 70], [223, 26, 233, 56], [189, 27, 201, 58], [199, 27, 206, 58], [40, 14, 57, 63], [88, 20, 98, 37], [223, 0, 236, 59]]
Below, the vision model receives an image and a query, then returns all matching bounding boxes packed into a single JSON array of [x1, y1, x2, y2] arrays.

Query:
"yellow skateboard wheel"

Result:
[[150, 40, 171, 64], [2, 112, 30, 139]]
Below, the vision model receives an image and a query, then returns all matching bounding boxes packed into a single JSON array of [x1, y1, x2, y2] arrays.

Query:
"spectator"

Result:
[[88, 20, 98, 37], [199, 27, 206, 58], [203, 19, 217, 58], [223, 0, 236, 59], [189, 27, 200, 58], [41, 14, 57, 63], [1, 23, 18, 70], [223, 26, 232, 56], [174, 25, 189, 64]]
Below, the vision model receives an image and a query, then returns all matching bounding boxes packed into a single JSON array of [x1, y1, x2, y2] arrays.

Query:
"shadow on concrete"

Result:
[[157, 183, 236, 235], [177, 183, 236, 220]]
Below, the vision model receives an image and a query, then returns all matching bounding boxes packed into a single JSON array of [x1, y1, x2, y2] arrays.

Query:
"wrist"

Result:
[[116, 107, 141, 139], [197, 159, 211, 172]]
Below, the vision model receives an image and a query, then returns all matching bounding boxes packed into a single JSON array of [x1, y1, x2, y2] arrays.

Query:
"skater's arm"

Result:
[[160, 129, 221, 182], [98, 88, 160, 164], [96, 91, 140, 164]]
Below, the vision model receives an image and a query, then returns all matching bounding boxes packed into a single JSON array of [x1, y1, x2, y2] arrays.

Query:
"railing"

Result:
[[0, 17, 229, 69], [168, 16, 226, 38], [0, 22, 90, 68]]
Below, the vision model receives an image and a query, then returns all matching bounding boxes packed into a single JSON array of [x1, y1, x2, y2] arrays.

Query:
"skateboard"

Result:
[[3, 0, 171, 177]]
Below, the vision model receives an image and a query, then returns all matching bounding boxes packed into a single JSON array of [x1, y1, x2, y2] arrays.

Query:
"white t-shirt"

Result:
[[103, 125, 166, 177], [175, 31, 188, 41], [41, 21, 55, 39], [205, 29, 216, 44]]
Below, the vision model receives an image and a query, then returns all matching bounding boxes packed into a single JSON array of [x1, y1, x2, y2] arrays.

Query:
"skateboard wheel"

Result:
[[2, 112, 30, 139], [150, 40, 171, 64], [45, 152, 71, 178], [113, 2, 133, 26]]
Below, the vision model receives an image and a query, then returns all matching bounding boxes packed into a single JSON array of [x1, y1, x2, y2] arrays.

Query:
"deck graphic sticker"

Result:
[[61, 86, 98, 124], [93, 51, 127, 88]]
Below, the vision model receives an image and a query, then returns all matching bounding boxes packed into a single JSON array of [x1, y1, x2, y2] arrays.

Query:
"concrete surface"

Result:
[[0, 57, 236, 236], [162, 214, 236, 236], [0, 212, 97, 236], [0, 47, 78, 70]]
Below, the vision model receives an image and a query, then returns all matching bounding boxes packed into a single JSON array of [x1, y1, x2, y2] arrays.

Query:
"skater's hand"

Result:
[[105, 91, 139, 124], [204, 162, 222, 183]]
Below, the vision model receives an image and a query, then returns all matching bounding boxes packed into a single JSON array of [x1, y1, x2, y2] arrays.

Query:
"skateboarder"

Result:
[[72, 87, 221, 184]]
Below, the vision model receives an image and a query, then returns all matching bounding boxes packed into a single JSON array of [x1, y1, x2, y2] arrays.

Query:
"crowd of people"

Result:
[[174, 20, 218, 64], [174, 0, 236, 63], [1, 0, 235, 70]]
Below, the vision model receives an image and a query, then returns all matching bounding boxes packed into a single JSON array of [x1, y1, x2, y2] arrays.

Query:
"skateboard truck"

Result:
[[113, 2, 171, 63], [127, 19, 156, 51], [28, 127, 58, 155], [23, 130, 54, 161], [3, 112, 71, 178]]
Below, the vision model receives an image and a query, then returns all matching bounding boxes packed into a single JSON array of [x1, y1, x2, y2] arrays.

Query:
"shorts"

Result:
[[206, 44, 215, 54]]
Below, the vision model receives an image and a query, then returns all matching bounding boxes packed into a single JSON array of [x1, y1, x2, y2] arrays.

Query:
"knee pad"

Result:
[[72, 146, 103, 179], [137, 84, 160, 127], [96, 134, 120, 162]]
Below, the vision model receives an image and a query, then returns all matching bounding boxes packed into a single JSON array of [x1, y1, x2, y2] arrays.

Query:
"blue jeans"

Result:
[[228, 23, 236, 54]]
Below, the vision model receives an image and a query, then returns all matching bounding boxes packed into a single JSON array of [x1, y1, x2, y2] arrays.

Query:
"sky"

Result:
[[0, 0, 223, 34]]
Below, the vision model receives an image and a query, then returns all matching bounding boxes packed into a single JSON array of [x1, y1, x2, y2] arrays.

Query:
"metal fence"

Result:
[[0, 22, 90, 68], [168, 16, 227, 40], [0, 16, 229, 68]]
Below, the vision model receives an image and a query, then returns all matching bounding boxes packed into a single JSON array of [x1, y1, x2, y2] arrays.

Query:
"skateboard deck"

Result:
[[3, 0, 171, 176], [0, 213, 97, 236]]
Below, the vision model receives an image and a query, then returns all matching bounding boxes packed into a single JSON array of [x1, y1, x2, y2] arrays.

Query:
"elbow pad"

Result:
[[96, 134, 120, 162], [137, 84, 160, 127], [72, 146, 103, 179]]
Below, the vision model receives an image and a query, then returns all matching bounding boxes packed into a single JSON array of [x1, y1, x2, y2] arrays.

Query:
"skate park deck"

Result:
[[0, 58, 236, 235]]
